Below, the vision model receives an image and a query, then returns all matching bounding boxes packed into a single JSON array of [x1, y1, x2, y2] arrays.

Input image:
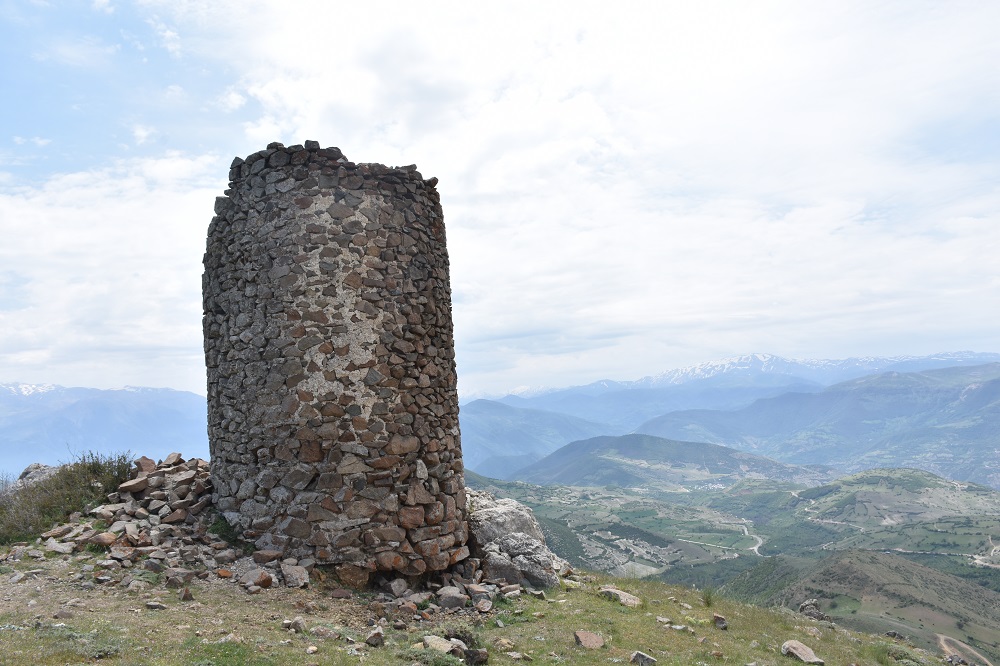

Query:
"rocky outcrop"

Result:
[[0, 463, 60, 496], [203, 142, 467, 582], [467, 492, 546, 543], [798, 598, 832, 622], [466, 490, 568, 588]]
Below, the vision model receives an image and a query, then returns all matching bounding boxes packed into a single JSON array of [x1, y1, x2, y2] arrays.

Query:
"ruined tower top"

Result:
[[203, 141, 468, 586]]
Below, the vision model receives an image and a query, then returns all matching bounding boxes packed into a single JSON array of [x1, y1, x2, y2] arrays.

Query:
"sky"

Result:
[[1, 0, 998, 398]]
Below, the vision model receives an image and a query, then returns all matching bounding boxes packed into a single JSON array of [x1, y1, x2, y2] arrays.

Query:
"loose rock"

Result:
[[782, 640, 825, 664], [631, 651, 657, 666], [574, 630, 605, 649]]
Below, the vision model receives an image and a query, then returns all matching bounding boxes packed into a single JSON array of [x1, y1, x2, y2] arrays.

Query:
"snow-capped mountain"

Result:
[[555, 351, 1000, 393], [1, 382, 60, 397], [491, 352, 1000, 431], [634, 352, 1000, 387]]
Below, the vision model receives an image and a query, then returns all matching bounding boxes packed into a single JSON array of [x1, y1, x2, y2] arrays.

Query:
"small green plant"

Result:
[[396, 647, 464, 665], [130, 569, 162, 585], [701, 586, 715, 607], [865, 642, 893, 666], [35, 622, 130, 660], [207, 513, 253, 554]]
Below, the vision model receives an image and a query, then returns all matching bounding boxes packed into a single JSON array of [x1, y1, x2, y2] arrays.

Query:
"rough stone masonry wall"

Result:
[[203, 141, 468, 583]]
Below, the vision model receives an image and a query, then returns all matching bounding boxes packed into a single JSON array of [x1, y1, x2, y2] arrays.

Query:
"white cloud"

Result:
[[92, 0, 113, 13], [132, 124, 155, 145], [8, 0, 1000, 395], [146, 16, 181, 57], [214, 88, 246, 112], [0, 153, 225, 393], [33, 35, 119, 67], [12, 136, 51, 147]]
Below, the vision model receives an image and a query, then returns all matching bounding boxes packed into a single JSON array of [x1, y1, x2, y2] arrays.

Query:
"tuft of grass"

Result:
[[34, 622, 131, 661], [701, 586, 715, 607], [0, 450, 132, 544], [396, 647, 465, 665], [207, 513, 254, 554]]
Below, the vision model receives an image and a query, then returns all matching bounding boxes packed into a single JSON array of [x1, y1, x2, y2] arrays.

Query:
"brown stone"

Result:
[[346, 499, 380, 519], [449, 545, 470, 565], [424, 501, 444, 525], [134, 456, 157, 474], [252, 549, 284, 564], [283, 518, 311, 539], [398, 506, 425, 529], [375, 551, 406, 570], [118, 477, 148, 493], [368, 456, 402, 469], [385, 434, 419, 455], [298, 440, 323, 462], [336, 564, 371, 589], [575, 631, 604, 649], [161, 509, 188, 524], [406, 483, 436, 505], [240, 568, 273, 588]]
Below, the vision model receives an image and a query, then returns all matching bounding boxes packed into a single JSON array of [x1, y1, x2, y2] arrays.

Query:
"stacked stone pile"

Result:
[[8, 456, 574, 605], [204, 142, 467, 583], [26, 453, 213, 556]]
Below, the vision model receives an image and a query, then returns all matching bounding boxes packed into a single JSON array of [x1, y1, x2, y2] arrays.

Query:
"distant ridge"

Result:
[[636, 362, 1000, 487], [500, 351, 1000, 399], [0, 383, 208, 476]]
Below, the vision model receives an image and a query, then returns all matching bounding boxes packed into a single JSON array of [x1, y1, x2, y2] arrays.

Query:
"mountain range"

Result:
[[463, 352, 1000, 481], [4, 351, 1000, 484], [636, 362, 1000, 487], [0, 383, 208, 478]]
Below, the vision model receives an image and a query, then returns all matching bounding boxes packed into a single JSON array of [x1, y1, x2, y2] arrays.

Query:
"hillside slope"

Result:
[[458, 399, 619, 478], [510, 433, 833, 490], [726, 550, 1000, 662]]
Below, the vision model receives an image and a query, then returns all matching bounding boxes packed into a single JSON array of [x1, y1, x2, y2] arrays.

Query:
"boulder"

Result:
[[1, 463, 60, 496], [781, 640, 824, 664], [599, 586, 642, 608], [631, 651, 657, 666], [281, 563, 309, 588], [574, 630, 604, 649], [467, 490, 546, 543], [797, 599, 831, 622], [468, 491, 568, 588]]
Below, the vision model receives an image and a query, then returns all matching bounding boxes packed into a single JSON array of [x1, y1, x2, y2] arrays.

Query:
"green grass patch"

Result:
[[0, 450, 132, 544]]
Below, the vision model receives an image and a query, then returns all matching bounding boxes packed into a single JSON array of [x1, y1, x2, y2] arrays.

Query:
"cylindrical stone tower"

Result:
[[203, 141, 468, 584]]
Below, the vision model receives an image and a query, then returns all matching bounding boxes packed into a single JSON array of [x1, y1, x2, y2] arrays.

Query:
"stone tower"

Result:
[[203, 141, 468, 583]]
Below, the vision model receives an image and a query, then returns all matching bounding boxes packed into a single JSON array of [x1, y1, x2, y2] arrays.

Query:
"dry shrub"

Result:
[[0, 450, 132, 543]]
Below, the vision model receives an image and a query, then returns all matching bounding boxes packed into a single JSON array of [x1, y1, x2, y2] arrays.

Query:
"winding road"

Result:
[[937, 634, 995, 666]]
